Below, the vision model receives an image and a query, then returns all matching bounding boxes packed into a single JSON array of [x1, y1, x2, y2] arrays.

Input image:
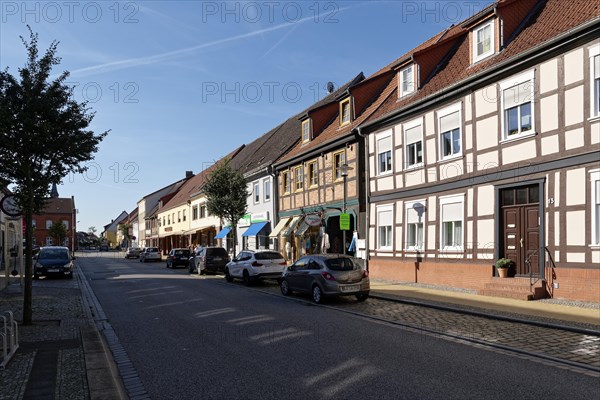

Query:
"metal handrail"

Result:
[[1, 311, 19, 369], [524, 246, 555, 296]]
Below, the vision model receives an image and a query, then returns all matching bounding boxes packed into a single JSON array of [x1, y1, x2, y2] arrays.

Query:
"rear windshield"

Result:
[[147, 248, 159, 252], [324, 257, 356, 271], [174, 250, 190, 256], [255, 252, 284, 260], [39, 249, 69, 260], [206, 248, 228, 257]]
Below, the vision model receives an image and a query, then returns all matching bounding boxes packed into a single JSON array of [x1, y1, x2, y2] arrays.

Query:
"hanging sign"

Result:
[[339, 213, 350, 231], [304, 213, 321, 227]]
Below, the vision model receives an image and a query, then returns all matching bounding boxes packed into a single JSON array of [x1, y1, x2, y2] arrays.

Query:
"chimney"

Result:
[[186, 171, 193, 179]]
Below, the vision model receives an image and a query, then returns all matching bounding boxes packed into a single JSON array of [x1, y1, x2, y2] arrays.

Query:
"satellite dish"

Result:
[[326, 82, 335, 93]]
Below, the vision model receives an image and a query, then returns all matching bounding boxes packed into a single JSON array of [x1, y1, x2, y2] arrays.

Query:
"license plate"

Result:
[[47, 269, 59, 273], [341, 284, 360, 293]]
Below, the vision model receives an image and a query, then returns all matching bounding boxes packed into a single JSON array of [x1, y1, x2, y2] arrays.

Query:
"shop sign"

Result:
[[165, 227, 173, 232], [304, 213, 321, 227], [239, 214, 251, 227], [339, 213, 350, 231], [251, 211, 269, 222]]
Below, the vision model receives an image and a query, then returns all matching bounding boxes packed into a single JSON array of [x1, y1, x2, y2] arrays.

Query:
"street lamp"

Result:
[[341, 162, 352, 255]]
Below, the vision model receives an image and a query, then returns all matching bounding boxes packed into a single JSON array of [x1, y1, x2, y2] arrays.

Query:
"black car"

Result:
[[166, 248, 191, 268], [189, 246, 229, 274], [34, 246, 75, 279]]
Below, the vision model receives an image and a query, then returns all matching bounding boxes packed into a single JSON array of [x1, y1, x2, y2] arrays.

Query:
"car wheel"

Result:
[[33, 273, 39, 280], [242, 270, 252, 286], [312, 285, 323, 304], [166, 262, 170, 268], [280, 279, 291, 296], [225, 269, 234, 283], [356, 293, 369, 302], [67, 272, 74, 280]]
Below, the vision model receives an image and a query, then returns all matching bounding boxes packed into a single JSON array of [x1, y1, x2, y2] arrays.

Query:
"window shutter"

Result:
[[405, 125, 421, 145], [594, 55, 600, 79], [440, 111, 460, 133], [442, 202, 462, 222], [596, 180, 600, 205], [503, 81, 531, 109], [377, 136, 391, 154]]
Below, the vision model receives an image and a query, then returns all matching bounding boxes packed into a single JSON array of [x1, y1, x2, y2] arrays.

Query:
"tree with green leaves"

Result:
[[203, 160, 248, 254], [0, 28, 108, 324], [48, 221, 67, 246], [120, 223, 131, 248]]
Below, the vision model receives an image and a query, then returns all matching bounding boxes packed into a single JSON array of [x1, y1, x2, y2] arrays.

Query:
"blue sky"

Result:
[[0, 0, 493, 233]]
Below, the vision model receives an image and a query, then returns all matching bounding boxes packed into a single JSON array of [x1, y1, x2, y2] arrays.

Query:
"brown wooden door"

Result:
[[502, 205, 539, 276]]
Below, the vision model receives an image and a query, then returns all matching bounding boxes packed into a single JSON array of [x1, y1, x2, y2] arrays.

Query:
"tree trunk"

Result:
[[22, 203, 34, 325]]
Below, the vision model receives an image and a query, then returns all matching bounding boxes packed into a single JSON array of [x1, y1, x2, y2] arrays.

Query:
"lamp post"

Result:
[[341, 163, 352, 255], [72, 208, 78, 257]]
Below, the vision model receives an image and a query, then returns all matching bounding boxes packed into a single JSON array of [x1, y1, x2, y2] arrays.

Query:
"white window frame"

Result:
[[200, 205, 207, 219], [307, 160, 318, 187], [294, 166, 304, 191], [500, 70, 535, 142], [46, 220, 52, 229], [62, 220, 69, 230], [405, 200, 426, 251], [192, 205, 198, 220], [302, 120, 311, 143], [439, 194, 464, 251], [183, 209, 186, 222], [437, 102, 462, 161], [403, 117, 424, 170], [282, 171, 291, 194], [264, 179, 271, 202], [32, 219, 37, 229], [590, 45, 600, 119], [340, 98, 351, 125], [253, 181, 260, 204], [376, 129, 393, 176], [399, 64, 414, 98], [376, 204, 393, 251], [472, 19, 495, 63], [591, 170, 600, 247]]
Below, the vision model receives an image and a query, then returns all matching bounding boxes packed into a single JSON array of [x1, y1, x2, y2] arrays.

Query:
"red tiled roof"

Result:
[[365, 0, 599, 125], [39, 197, 75, 215]]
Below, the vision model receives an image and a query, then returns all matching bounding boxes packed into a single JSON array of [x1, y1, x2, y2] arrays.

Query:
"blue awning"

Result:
[[242, 221, 269, 237], [215, 227, 231, 239]]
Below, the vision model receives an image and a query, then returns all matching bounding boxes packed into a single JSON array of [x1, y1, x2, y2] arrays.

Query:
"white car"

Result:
[[140, 247, 161, 262], [225, 250, 286, 285]]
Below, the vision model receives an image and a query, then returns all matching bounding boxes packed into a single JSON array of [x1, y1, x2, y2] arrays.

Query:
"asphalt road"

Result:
[[79, 253, 599, 400]]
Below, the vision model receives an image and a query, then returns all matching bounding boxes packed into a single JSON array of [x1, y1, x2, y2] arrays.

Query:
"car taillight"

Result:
[[362, 270, 369, 278], [322, 272, 336, 281], [251, 261, 263, 267], [279, 261, 287, 265]]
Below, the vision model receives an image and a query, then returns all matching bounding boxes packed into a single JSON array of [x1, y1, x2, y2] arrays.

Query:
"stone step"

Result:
[[478, 284, 547, 301], [479, 289, 534, 301]]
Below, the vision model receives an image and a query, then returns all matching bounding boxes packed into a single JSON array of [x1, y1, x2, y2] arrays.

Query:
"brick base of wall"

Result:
[[369, 257, 600, 303]]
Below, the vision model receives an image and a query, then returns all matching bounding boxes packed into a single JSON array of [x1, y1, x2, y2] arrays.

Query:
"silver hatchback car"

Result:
[[279, 254, 369, 303]]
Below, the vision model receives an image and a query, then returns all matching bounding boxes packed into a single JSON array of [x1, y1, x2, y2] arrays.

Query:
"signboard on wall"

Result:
[[304, 213, 321, 227], [251, 212, 269, 222], [339, 213, 350, 230]]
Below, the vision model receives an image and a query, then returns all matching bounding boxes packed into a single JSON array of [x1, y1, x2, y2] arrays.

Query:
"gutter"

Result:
[[357, 126, 369, 272], [361, 16, 600, 133]]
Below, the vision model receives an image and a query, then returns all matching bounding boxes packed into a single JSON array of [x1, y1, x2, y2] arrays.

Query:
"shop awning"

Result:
[[269, 217, 291, 238], [282, 216, 302, 237], [242, 221, 269, 237], [295, 221, 310, 237], [214, 227, 231, 239]]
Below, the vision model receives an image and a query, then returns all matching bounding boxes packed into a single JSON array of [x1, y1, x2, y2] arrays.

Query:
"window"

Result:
[[473, 20, 494, 62], [31, 219, 37, 228], [590, 46, 600, 118], [308, 160, 318, 187], [333, 151, 346, 180], [377, 205, 393, 250], [302, 120, 311, 143], [340, 98, 351, 125], [438, 103, 462, 160], [399, 64, 414, 97], [405, 201, 426, 250], [282, 171, 291, 194], [501, 71, 534, 140], [192, 206, 198, 220], [376, 131, 392, 175], [264, 179, 271, 202], [167, 215, 171, 225], [440, 195, 464, 250], [200, 205, 207, 219], [163, 217, 166, 226], [178, 211, 181, 223], [404, 118, 423, 168], [46, 220, 52, 229], [183, 209, 186, 222], [62, 220, 69, 230], [253, 181, 260, 203], [591, 170, 600, 246], [294, 166, 304, 191]]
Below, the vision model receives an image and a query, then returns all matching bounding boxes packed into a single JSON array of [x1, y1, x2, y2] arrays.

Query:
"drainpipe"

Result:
[[357, 126, 369, 271]]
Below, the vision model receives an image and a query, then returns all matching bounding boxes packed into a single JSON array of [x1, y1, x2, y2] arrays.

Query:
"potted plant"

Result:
[[495, 258, 513, 278]]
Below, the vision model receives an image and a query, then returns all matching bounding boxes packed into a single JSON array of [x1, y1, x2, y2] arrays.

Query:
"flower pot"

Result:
[[497, 267, 509, 278]]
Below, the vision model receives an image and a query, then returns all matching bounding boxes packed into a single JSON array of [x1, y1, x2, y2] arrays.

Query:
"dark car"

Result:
[[34, 246, 75, 279], [166, 248, 191, 268], [279, 254, 369, 303], [190, 246, 230, 275]]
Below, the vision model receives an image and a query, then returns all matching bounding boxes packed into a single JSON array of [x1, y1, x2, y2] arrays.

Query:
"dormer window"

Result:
[[302, 120, 311, 143], [340, 98, 351, 125], [473, 20, 495, 63], [399, 64, 414, 98]]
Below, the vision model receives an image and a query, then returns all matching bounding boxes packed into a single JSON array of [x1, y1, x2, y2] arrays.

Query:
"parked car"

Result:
[[99, 244, 109, 251], [33, 246, 75, 279], [190, 247, 229, 275], [140, 247, 161, 262], [166, 248, 190, 268], [125, 247, 141, 259], [225, 250, 286, 285], [279, 254, 369, 303]]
